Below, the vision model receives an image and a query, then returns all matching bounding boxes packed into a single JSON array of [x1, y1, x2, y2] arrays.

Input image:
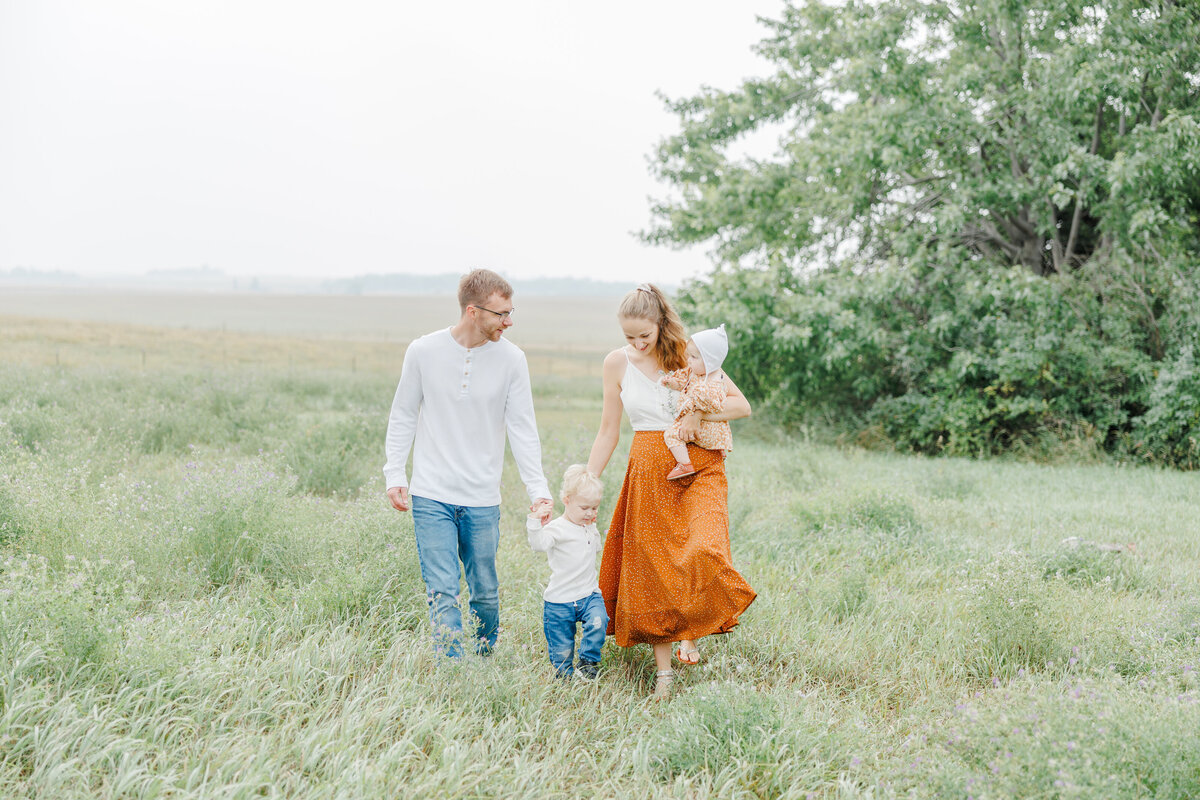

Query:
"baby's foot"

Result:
[[666, 463, 697, 481]]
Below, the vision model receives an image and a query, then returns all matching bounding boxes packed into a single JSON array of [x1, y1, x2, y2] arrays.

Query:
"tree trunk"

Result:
[[1063, 102, 1105, 269]]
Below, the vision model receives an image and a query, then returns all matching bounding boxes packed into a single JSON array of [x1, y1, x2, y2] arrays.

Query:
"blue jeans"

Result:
[[411, 496, 502, 658], [543, 591, 608, 676]]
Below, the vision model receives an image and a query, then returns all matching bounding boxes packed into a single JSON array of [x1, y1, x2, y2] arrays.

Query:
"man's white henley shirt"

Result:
[[383, 328, 550, 506]]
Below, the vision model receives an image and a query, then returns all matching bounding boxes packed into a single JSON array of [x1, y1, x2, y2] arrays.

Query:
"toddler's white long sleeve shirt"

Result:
[[383, 328, 550, 506], [526, 515, 603, 603]]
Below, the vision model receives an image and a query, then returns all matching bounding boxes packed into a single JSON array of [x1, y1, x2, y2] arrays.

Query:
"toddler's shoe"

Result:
[[666, 463, 696, 481], [577, 660, 600, 680]]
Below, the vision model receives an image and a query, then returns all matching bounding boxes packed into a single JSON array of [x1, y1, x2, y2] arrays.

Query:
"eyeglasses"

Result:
[[472, 304, 515, 320]]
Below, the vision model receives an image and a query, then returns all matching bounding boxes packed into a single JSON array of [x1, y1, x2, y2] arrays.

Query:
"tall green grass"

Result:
[[2, 346, 1200, 798]]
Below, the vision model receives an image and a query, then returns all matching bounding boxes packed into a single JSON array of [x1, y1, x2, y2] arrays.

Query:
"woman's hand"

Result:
[[675, 411, 702, 442]]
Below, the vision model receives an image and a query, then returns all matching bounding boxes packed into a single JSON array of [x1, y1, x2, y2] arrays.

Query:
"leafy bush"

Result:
[[825, 567, 871, 622], [137, 408, 211, 455], [284, 414, 379, 498], [6, 404, 56, 453], [0, 485, 34, 547], [645, 684, 844, 793], [844, 492, 921, 536], [1134, 345, 1200, 469], [680, 258, 1165, 463], [137, 381, 275, 455], [173, 461, 301, 587], [959, 551, 1069, 680], [1039, 541, 1146, 593], [0, 555, 143, 673]]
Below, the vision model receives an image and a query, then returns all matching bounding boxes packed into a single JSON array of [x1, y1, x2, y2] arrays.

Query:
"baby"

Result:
[[661, 324, 733, 480], [526, 465, 609, 679]]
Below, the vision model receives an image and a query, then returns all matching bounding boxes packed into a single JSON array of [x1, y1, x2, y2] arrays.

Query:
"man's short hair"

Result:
[[458, 269, 513, 312]]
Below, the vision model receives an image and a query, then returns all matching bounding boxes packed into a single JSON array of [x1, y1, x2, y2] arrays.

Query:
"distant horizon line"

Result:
[[0, 267, 684, 295], [0, 266, 683, 286]]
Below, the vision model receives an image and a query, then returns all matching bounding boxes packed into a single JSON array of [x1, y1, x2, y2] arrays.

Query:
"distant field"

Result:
[[0, 288, 623, 351], [0, 290, 627, 379]]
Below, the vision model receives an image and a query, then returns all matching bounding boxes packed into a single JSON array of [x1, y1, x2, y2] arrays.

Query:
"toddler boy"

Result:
[[527, 465, 608, 678]]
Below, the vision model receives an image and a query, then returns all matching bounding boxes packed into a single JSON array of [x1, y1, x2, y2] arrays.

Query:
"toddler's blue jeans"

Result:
[[543, 591, 608, 676]]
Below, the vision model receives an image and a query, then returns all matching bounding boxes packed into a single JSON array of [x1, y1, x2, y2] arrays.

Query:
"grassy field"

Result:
[[3, 307, 1200, 799]]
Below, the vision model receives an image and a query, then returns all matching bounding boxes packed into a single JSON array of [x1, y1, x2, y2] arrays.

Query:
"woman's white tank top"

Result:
[[619, 349, 679, 432]]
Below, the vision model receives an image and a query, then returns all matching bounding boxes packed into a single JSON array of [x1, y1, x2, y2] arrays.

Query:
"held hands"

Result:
[[530, 498, 553, 525], [386, 486, 411, 512]]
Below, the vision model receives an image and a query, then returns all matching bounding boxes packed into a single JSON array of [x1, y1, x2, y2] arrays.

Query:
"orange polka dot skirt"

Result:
[[599, 431, 756, 646]]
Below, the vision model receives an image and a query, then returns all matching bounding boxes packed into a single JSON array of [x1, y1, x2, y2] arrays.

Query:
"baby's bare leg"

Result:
[[663, 429, 691, 466], [664, 428, 697, 480]]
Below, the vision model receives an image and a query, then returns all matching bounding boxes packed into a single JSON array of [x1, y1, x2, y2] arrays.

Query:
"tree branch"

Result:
[[961, 221, 1023, 259], [1064, 101, 1105, 268], [1046, 199, 1064, 271]]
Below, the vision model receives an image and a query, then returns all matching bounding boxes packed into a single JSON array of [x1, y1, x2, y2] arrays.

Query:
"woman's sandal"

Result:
[[675, 644, 701, 665], [653, 669, 675, 700]]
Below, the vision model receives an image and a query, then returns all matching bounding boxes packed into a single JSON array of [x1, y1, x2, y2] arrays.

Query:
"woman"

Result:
[[586, 283, 756, 698]]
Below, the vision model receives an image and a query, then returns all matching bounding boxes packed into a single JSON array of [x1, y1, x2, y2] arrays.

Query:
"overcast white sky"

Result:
[[0, 1, 782, 286]]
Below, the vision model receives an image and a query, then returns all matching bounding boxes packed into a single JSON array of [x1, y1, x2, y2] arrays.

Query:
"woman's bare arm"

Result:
[[704, 373, 751, 422], [675, 373, 751, 440]]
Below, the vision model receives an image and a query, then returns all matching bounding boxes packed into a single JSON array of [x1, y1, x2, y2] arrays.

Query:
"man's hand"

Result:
[[530, 498, 553, 525], [676, 411, 702, 442], [387, 486, 411, 512]]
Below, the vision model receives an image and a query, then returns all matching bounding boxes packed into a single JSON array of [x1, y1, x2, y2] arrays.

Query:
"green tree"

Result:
[[651, 0, 1200, 464], [650, 0, 1200, 276]]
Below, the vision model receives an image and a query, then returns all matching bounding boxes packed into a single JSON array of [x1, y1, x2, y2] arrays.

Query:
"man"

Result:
[[384, 269, 551, 657]]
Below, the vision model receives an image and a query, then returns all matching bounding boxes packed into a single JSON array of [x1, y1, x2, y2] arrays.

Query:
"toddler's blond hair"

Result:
[[560, 464, 602, 504]]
